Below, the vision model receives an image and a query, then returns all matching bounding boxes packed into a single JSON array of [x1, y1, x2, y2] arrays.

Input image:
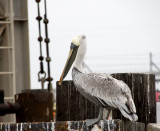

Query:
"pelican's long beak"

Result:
[[59, 43, 79, 85]]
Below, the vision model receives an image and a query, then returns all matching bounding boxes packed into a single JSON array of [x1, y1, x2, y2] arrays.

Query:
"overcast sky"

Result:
[[28, 0, 160, 89]]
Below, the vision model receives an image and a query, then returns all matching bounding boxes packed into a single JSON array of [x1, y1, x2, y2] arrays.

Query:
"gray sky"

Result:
[[28, 0, 160, 89]]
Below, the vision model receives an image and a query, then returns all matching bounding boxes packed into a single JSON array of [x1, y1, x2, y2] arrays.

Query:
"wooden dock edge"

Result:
[[0, 120, 146, 131]]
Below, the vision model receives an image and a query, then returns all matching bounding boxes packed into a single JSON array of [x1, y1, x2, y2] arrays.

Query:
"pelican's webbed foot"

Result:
[[86, 107, 103, 127]]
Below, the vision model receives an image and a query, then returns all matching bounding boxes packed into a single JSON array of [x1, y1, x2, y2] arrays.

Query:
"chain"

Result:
[[35, 0, 46, 89], [43, 0, 53, 92]]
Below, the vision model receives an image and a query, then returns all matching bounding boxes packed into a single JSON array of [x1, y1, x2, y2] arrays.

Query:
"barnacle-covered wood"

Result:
[[0, 120, 120, 131], [0, 120, 146, 131]]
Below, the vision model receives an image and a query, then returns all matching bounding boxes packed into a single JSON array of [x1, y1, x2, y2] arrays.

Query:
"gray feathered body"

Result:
[[72, 67, 138, 121]]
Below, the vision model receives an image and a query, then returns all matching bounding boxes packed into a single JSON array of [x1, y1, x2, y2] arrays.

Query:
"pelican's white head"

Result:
[[71, 35, 87, 46], [59, 35, 87, 85], [72, 35, 87, 72]]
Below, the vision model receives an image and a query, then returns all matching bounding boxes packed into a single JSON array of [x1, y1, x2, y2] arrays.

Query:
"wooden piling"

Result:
[[56, 81, 99, 121], [112, 74, 156, 126], [15, 89, 53, 122]]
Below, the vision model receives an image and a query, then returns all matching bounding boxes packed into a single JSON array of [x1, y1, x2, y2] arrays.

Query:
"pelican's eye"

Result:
[[82, 35, 86, 39]]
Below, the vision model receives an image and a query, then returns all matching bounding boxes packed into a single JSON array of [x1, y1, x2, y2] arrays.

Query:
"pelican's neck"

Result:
[[74, 41, 87, 73]]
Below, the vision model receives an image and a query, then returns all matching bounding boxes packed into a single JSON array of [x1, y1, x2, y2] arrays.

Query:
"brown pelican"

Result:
[[59, 35, 138, 126]]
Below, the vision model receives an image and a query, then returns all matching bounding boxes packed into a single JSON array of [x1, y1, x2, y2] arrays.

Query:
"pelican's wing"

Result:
[[78, 72, 138, 121]]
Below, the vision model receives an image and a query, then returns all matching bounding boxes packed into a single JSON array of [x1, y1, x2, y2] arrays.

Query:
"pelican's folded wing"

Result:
[[78, 72, 138, 121]]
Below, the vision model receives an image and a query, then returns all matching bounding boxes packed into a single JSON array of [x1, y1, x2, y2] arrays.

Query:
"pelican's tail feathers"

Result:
[[131, 113, 138, 122], [119, 108, 138, 122]]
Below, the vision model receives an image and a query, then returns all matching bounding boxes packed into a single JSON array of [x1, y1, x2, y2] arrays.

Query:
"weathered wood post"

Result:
[[56, 81, 99, 121], [112, 74, 156, 127], [56, 73, 156, 130], [15, 89, 53, 122]]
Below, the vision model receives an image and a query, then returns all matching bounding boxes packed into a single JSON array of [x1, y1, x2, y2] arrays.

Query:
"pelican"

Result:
[[59, 35, 138, 126]]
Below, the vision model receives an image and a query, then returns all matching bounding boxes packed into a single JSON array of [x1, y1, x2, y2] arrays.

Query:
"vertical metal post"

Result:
[[9, 0, 16, 122]]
